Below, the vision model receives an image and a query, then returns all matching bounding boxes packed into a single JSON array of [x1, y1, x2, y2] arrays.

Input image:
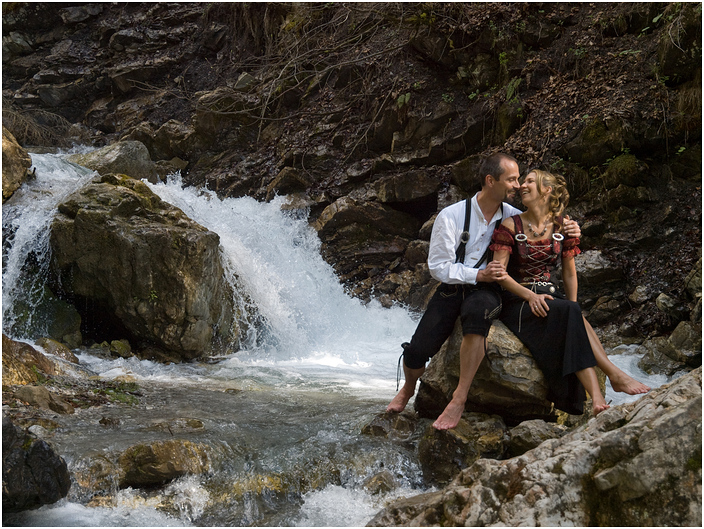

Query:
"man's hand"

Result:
[[477, 260, 508, 282], [563, 215, 581, 239]]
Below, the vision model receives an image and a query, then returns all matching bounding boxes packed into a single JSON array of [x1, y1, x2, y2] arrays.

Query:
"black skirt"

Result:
[[499, 286, 597, 415]]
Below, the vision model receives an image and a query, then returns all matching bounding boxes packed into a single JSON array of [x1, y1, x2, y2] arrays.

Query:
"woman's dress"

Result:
[[490, 215, 596, 415]]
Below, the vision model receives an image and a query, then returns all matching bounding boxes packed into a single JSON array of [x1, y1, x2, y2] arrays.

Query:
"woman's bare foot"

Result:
[[386, 386, 414, 413], [593, 402, 610, 416], [610, 372, 651, 395], [432, 399, 465, 430]]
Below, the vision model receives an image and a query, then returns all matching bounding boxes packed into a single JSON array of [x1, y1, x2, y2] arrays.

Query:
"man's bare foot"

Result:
[[386, 387, 414, 413], [432, 399, 465, 430], [610, 373, 651, 395]]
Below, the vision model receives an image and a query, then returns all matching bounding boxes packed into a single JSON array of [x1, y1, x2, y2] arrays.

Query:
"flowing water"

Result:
[[2, 153, 669, 527]]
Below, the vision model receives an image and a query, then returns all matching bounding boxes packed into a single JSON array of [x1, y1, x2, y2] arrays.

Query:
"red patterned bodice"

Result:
[[490, 215, 581, 283]]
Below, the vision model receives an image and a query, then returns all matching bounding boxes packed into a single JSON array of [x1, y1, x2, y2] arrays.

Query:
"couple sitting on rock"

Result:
[[387, 153, 650, 430]]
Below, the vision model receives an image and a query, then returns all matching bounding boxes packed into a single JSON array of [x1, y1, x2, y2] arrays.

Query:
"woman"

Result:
[[490, 169, 650, 416]]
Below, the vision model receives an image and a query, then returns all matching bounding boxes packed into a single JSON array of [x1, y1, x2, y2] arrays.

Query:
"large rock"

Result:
[[314, 197, 420, 279], [415, 320, 556, 425], [117, 439, 215, 488], [2, 126, 32, 202], [2, 415, 71, 513], [369, 367, 702, 527], [68, 140, 158, 183], [49, 173, 236, 360], [2, 334, 56, 385]]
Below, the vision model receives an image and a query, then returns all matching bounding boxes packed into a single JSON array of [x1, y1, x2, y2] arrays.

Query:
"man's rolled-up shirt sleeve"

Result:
[[427, 212, 479, 285]]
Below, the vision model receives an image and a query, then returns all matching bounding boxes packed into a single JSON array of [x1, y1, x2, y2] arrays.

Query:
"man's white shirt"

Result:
[[427, 194, 522, 285]]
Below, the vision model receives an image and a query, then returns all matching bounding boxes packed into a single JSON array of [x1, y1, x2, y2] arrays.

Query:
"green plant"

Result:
[[468, 89, 479, 100], [505, 77, 522, 102], [442, 92, 454, 103], [149, 289, 158, 302], [498, 51, 509, 68]]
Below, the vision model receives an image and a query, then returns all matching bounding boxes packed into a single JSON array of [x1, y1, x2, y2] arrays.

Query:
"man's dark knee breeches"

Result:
[[403, 284, 501, 370]]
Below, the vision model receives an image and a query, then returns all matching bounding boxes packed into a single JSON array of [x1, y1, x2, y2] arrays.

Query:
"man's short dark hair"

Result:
[[477, 153, 518, 188]]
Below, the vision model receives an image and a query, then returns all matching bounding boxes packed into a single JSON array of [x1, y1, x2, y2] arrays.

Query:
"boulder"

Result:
[[414, 320, 556, 425], [369, 368, 702, 527], [13, 385, 74, 415], [117, 439, 215, 488], [49, 173, 236, 360], [35, 337, 79, 364], [507, 419, 568, 457], [574, 250, 624, 286], [2, 334, 56, 385], [417, 413, 508, 485], [2, 126, 32, 202], [314, 197, 420, 278], [2, 415, 71, 513], [68, 140, 158, 183]]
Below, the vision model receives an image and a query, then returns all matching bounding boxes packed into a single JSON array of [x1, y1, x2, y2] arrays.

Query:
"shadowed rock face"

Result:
[[49, 173, 236, 360], [369, 367, 703, 527]]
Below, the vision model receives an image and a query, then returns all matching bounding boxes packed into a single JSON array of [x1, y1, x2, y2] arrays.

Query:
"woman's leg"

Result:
[[574, 366, 610, 415], [583, 317, 650, 395]]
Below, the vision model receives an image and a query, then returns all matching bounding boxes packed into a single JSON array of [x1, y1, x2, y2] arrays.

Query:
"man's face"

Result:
[[493, 160, 520, 203]]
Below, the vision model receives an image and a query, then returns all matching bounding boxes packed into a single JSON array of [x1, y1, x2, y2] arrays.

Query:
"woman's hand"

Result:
[[563, 215, 581, 239], [527, 292, 553, 317]]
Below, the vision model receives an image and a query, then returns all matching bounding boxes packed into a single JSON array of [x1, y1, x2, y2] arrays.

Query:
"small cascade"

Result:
[[2, 154, 96, 339]]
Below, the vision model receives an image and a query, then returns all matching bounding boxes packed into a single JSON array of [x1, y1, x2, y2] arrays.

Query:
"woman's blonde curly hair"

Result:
[[525, 169, 570, 229]]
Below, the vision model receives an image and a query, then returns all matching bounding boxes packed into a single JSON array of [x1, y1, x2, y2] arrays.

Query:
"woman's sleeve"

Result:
[[490, 223, 515, 253], [562, 236, 581, 259]]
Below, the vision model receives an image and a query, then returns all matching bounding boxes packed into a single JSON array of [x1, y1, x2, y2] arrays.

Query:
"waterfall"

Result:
[[145, 173, 418, 393], [2, 153, 96, 339]]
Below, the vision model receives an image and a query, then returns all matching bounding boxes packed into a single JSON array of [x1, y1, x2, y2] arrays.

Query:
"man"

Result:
[[386, 153, 581, 430]]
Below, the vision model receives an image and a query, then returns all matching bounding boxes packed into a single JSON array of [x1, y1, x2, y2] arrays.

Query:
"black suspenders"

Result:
[[454, 199, 503, 267]]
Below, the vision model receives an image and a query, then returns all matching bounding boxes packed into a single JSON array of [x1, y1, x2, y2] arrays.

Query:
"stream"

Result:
[[2, 153, 670, 526]]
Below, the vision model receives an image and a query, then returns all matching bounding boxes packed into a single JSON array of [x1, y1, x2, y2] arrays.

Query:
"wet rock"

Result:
[[59, 5, 103, 24], [637, 337, 687, 376], [35, 337, 79, 364], [2, 415, 71, 513], [415, 321, 555, 425], [14, 385, 75, 415], [629, 285, 652, 305], [655, 292, 689, 321], [507, 419, 568, 457], [110, 339, 132, 358], [2, 126, 32, 202], [363, 471, 397, 495], [373, 170, 440, 205], [417, 413, 508, 485], [118, 440, 216, 488], [667, 321, 702, 367], [369, 368, 702, 527], [361, 411, 417, 440], [2, 334, 56, 385], [68, 140, 158, 183], [314, 197, 420, 279], [266, 167, 312, 201], [587, 295, 627, 325], [574, 250, 624, 286], [49, 173, 236, 361], [684, 257, 702, 300]]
